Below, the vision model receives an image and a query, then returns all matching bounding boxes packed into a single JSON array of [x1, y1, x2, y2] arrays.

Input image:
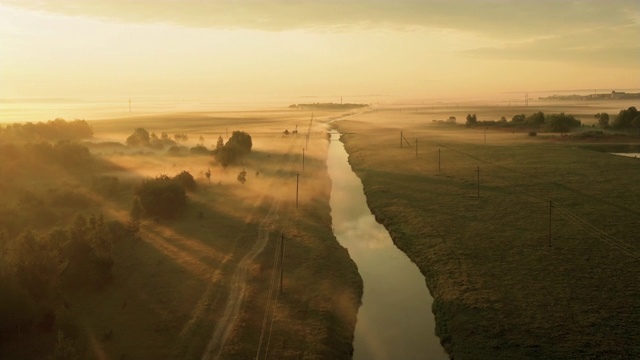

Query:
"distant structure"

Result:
[[540, 90, 640, 101]]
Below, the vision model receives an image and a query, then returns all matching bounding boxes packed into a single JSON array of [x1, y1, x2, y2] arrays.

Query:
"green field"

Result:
[[334, 107, 640, 359]]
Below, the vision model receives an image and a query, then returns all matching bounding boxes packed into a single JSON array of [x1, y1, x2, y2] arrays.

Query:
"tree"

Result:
[[215, 145, 237, 167], [125, 128, 150, 146], [466, 114, 477, 127], [544, 113, 581, 133], [633, 115, 640, 131], [127, 197, 144, 237], [15, 231, 64, 301], [213, 131, 253, 167], [237, 168, 247, 184], [190, 144, 210, 155], [595, 112, 610, 128], [135, 175, 187, 219], [173, 171, 197, 191], [511, 114, 526, 123], [526, 111, 545, 126], [612, 107, 638, 129], [215, 136, 224, 151], [205, 168, 212, 182], [227, 131, 252, 154]]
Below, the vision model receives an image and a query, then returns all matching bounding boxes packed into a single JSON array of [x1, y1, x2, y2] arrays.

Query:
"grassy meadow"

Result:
[[334, 103, 640, 359], [0, 109, 362, 359]]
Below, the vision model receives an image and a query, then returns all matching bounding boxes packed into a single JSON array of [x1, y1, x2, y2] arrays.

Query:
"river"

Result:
[[327, 131, 448, 360]]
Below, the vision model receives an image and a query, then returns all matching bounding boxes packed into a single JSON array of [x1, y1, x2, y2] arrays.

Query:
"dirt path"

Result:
[[200, 196, 281, 360]]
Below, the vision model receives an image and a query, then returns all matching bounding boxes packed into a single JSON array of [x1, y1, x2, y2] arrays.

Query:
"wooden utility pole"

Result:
[[296, 173, 299, 208], [302, 148, 305, 172], [548, 201, 553, 247], [279, 233, 284, 294], [400, 131, 403, 148], [476, 166, 480, 198]]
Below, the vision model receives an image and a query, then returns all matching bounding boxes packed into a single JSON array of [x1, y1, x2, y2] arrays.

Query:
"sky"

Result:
[[1, 0, 639, 103]]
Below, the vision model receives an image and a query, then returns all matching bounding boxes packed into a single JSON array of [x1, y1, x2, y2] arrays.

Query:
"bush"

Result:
[[528, 132, 537, 137], [135, 175, 187, 219]]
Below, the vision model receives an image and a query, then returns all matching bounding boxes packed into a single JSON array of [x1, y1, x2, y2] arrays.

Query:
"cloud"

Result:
[[2, 0, 637, 68], [1, 0, 638, 39], [462, 24, 640, 67]]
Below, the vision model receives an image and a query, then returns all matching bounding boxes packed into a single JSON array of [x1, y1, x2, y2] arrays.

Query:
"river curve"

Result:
[[327, 131, 448, 360]]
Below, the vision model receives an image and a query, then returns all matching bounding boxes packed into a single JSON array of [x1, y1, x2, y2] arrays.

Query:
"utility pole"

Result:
[[296, 173, 299, 208], [548, 201, 553, 247], [400, 131, 403, 148], [302, 148, 305, 172], [476, 166, 480, 198], [279, 233, 284, 294]]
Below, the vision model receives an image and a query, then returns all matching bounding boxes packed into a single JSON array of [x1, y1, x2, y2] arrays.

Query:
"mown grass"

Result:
[[334, 113, 640, 359]]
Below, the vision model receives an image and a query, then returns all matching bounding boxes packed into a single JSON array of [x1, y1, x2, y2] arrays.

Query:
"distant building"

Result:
[[611, 91, 626, 99]]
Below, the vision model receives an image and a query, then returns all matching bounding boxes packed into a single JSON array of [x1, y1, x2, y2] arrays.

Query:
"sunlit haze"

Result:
[[1, 0, 639, 106]]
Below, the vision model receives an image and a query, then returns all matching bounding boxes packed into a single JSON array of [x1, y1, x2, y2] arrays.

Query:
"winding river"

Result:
[[327, 131, 448, 360]]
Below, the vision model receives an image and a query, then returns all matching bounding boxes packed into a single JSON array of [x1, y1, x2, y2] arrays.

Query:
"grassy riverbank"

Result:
[[0, 110, 362, 359], [334, 108, 640, 359]]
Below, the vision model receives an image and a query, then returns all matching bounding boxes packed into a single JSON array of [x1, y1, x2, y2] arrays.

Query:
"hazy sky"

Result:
[[1, 0, 639, 102]]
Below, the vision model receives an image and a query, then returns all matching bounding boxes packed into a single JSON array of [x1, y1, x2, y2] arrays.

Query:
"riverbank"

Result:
[[334, 114, 640, 359]]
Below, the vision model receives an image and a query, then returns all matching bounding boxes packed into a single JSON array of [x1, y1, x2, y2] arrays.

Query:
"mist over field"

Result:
[[1, 1, 639, 359]]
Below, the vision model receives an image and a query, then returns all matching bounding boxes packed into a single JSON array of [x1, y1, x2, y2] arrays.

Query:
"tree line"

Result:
[[465, 111, 581, 132], [595, 107, 640, 130], [0, 213, 119, 344], [0, 119, 93, 141]]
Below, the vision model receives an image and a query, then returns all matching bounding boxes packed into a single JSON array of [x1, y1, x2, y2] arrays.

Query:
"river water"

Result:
[[327, 131, 448, 360]]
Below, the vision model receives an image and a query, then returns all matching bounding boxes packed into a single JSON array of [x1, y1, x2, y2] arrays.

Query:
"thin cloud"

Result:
[[462, 24, 640, 67], [1, 0, 638, 39]]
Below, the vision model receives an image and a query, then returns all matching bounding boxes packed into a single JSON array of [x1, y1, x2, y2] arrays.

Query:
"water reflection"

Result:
[[327, 132, 448, 360], [611, 153, 640, 158]]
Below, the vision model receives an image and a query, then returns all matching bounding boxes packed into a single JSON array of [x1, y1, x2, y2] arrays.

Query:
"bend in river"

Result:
[[327, 131, 448, 360]]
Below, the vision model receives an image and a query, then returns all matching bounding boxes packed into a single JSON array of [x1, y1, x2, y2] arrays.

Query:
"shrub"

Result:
[[135, 175, 187, 219]]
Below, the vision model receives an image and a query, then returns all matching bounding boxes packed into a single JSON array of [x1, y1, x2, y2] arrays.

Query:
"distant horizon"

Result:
[[2, 1, 638, 104]]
